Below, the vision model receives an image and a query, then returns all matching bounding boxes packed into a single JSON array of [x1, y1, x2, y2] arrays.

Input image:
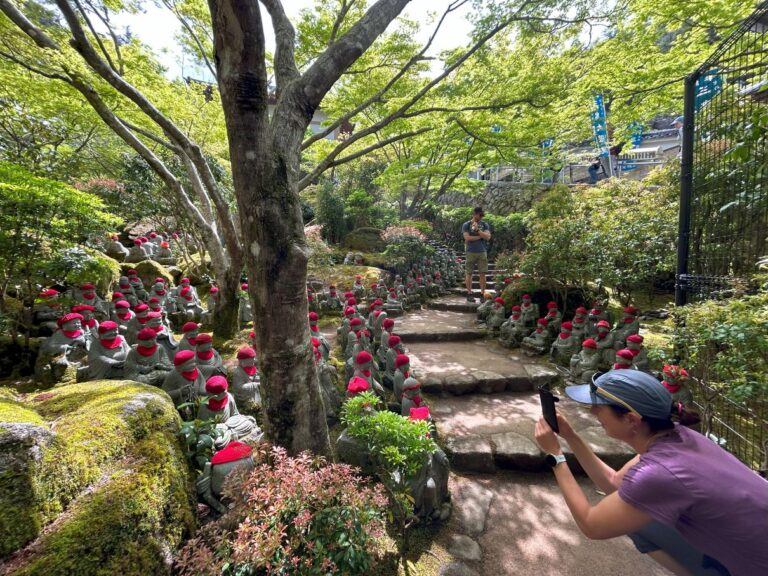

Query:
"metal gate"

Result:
[[677, 2, 768, 304]]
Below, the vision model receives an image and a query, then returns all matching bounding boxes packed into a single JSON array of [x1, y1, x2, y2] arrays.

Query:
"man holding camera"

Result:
[[462, 206, 491, 302]]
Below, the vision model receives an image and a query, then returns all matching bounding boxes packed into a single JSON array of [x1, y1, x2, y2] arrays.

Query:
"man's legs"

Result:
[[465, 253, 477, 301], [477, 252, 488, 297]]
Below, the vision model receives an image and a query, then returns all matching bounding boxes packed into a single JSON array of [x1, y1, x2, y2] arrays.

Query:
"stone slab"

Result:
[[447, 534, 482, 562], [428, 296, 480, 313], [406, 341, 536, 396], [439, 562, 480, 576], [434, 391, 635, 473], [445, 435, 496, 474], [451, 476, 494, 537]]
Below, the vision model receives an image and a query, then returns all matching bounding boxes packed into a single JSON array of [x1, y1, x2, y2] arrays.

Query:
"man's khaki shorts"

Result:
[[465, 251, 488, 274]]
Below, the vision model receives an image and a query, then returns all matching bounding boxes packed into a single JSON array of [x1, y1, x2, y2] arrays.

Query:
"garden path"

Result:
[[391, 281, 668, 575]]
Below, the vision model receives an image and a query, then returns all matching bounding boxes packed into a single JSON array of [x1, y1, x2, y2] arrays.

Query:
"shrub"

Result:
[[315, 182, 347, 244], [343, 227, 385, 252], [304, 224, 334, 268], [484, 213, 527, 257], [399, 219, 433, 236], [175, 445, 388, 576], [669, 291, 768, 402], [381, 226, 434, 272]]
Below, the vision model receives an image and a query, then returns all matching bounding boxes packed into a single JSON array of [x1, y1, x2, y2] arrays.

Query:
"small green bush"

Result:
[[400, 219, 433, 236], [669, 291, 768, 402]]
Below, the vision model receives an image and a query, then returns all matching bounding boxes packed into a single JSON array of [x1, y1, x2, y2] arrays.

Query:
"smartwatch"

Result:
[[545, 453, 567, 468]]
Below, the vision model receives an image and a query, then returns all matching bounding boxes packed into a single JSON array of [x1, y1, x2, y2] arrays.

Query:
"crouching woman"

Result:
[[534, 370, 768, 576]]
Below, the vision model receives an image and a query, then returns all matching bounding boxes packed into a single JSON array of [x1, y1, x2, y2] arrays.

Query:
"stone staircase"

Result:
[[396, 293, 635, 477]]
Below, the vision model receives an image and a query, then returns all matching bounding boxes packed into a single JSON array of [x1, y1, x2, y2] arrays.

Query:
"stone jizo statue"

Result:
[[550, 321, 579, 366], [487, 297, 506, 333], [569, 338, 601, 383], [662, 364, 694, 406], [400, 377, 427, 417], [196, 441, 254, 515], [194, 333, 225, 380], [522, 318, 552, 355], [626, 334, 650, 372], [87, 320, 130, 380], [612, 349, 636, 371], [105, 234, 129, 261], [124, 327, 172, 386], [163, 349, 204, 413], [520, 294, 539, 328], [231, 346, 261, 410]]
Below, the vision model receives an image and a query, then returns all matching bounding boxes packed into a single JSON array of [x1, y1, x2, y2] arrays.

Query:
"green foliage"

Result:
[[178, 409, 227, 472], [520, 165, 679, 303], [484, 213, 527, 257], [341, 393, 436, 481], [0, 162, 121, 290], [381, 226, 434, 272], [315, 181, 347, 244], [670, 291, 768, 402], [46, 248, 121, 295], [175, 445, 388, 576]]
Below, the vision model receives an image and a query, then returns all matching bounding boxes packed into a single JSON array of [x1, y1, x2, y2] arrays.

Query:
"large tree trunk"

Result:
[[211, 265, 241, 339], [209, 0, 331, 455]]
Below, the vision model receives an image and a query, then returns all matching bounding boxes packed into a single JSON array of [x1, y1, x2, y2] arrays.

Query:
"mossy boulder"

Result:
[[0, 382, 195, 574], [66, 249, 122, 295], [177, 252, 212, 286], [306, 264, 384, 292], [343, 227, 385, 252], [120, 260, 174, 289]]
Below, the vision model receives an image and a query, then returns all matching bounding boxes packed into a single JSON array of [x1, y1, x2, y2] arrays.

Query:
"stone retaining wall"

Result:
[[438, 182, 550, 214]]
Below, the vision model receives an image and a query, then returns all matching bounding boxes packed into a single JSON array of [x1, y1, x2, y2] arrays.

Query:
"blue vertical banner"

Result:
[[695, 69, 722, 112], [591, 95, 610, 157]]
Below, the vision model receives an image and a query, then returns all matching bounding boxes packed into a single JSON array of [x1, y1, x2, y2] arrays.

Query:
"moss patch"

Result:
[[0, 381, 195, 570], [120, 260, 174, 289], [0, 390, 44, 426], [307, 264, 384, 292]]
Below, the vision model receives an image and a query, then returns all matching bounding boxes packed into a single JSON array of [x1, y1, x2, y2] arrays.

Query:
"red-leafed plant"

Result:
[[175, 444, 388, 575]]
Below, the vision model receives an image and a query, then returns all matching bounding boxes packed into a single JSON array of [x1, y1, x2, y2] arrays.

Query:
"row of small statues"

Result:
[[104, 231, 180, 265], [330, 273, 451, 523]]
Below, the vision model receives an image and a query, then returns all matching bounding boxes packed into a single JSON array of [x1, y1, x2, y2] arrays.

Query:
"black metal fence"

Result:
[[690, 380, 768, 475], [677, 2, 768, 304]]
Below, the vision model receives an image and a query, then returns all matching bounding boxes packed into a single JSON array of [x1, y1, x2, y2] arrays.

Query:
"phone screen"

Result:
[[538, 385, 559, 433]]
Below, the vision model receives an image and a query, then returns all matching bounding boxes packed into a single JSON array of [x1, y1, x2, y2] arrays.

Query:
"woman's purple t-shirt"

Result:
[[618, 425, 768, 576]]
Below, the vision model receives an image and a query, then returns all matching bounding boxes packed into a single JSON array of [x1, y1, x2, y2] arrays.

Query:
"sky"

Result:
[[116, 1, 474, 82]]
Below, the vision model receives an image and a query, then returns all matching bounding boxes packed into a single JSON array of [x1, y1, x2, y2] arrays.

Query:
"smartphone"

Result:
[[538, 385, 560, 433]]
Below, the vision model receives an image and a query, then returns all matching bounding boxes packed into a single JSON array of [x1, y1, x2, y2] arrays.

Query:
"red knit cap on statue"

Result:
[[195, 333, 213, 344], [388, 335, 401, 347], [403, 380, 421, 391], [210, 286, 219, 294], [616, 349, 634, 361], [346, 297, 357, 306], [344, 307, 355, 317], [126, 269, 138, 275], [135, 303, 149, 313], [181, 277, 190, 284], [495, 297, 504, 304], [137, 327, 157, 341], [623, 306, 638, 315], [147, 311, 162, 320], [355, 351, 373, 365], [409, 406, 431, 421], [210, 441, 252, 465], [347, 376, 369, 394], [308, 312, 319, 321], [547, 301, 557, 309], [382, 318, 395, 329], [182, 322, 199, 333], [395, 354, 410, 368], [310, 337, 321, 348], [537, 318, 548, 326], [596, 320, 611, 329], [57, 312, 84, 327], [511, 305, 521, 312], [575, 306, 588, 314], [237, 346, 257, 359], [522, 294, 531, 299], [206, 375, 228, 394], [249, 331, 256, 339], [80, 283, 96, 291], [174, 349, 196, 366], [115, 300, 130, 309], [582, 338, 598, 349], [373, 299, 383, 306], [627, 334, 643, 344], [241, 283, 248, 290], [560, 321, 573, 331], [40, 289, 59, 298], [349, 317, 362, 327], [98, 321, 118, 334]]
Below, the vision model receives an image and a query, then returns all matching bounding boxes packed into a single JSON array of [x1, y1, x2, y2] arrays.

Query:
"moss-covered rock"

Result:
[[306, 264, 384, 292], [177, 252, 212, 286], [0, 381, 195, 573], [343, 227, 384, 252], [120, 261, 174, 289], [67, 249, 122, 295]]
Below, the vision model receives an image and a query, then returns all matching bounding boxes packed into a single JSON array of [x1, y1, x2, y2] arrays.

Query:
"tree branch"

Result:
[[259, 0, 300, 92], [301, 0, 465, 150], [0, 0, 59, 49], [119, 118, 182, 153], [160, 0, 217, 80], [53, 0, 239, 253], [400, 97, 547, 119], [73, 0, 118, 75], [322, 126, 432, 172], [297, 0, 413, 112]]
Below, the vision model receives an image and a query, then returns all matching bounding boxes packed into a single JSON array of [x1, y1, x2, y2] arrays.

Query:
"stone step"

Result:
[[448, 287, 498, 297], [407, 341, 559, 396], [397, 309, 486, 343], [427, 296, 480, 313], [432, 390, 636, 474]]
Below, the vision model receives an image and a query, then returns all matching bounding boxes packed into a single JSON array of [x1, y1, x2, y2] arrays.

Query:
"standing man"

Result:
[[462, 207, 492, 302]]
